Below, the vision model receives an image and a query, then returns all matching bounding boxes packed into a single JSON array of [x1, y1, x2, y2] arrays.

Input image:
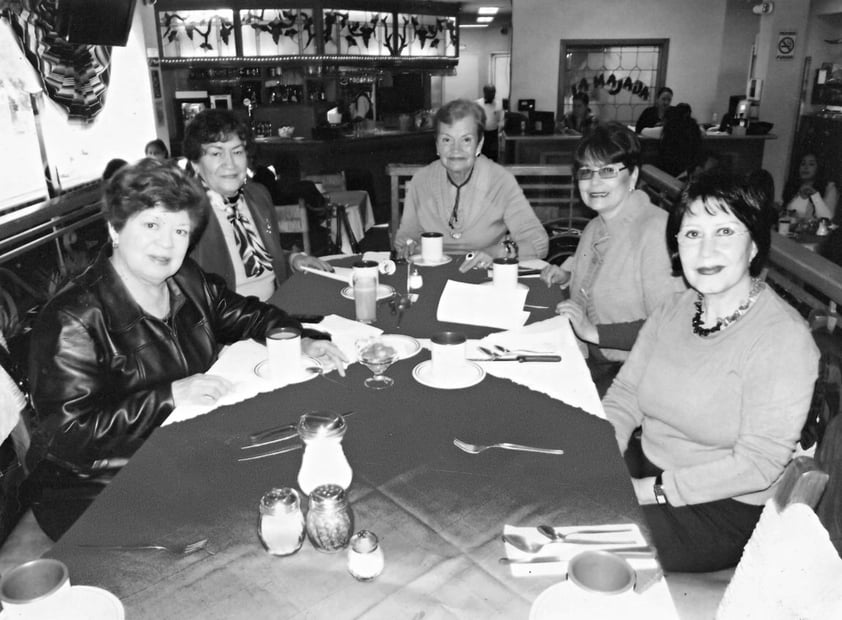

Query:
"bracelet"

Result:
[[653, 473, 667, 505]]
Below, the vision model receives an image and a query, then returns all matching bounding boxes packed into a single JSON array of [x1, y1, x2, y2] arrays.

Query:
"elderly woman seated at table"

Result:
[[394, 98, 548, 271], [540, 123, 685, 394], [604, 172, 819, 572], [25, 159, 346, 540]]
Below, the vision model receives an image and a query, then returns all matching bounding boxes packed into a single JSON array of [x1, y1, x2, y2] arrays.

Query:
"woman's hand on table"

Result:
[[172, 374, 235, 408], [632, 476, 659, 506], [302, 339, 348, 376], [458, 250, 494, 273], [555, 300, 598, 344], [291, 253, 334, 273], [798, 185, 817, 200], [540, 264, 571, 288]]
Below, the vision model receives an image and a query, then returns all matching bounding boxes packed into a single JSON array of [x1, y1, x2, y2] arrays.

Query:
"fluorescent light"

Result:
[[478, 7, 499, 15], [460, 24, 488, 28], [477, 16, 493, 23]]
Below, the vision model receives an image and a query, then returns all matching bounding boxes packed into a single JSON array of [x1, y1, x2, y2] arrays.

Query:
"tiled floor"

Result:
[[0, 510, 53, 576]]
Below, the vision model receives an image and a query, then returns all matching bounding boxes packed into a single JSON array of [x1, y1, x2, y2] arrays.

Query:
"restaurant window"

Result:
[[557, 39, 669, 126]]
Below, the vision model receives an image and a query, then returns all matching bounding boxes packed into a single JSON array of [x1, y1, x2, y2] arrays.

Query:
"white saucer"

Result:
[[380, 334, 422, 360], [254, 356, 322, 383], [481, 281, 530, 291], [0, 585, 126, 620], [530, 580, 641, 620], [410, 254, 453, 267], [340, 284, 396, 301], [412, 360, 485, 389]]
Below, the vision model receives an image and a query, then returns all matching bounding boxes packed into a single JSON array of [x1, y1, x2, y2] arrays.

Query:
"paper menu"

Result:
[[436, 280, 529, 330]]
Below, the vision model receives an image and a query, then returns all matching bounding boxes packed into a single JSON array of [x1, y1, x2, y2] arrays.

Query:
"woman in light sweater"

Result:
[[394, 99, 548, 270], [604, 171, 819, 572], [540, 123, 685, 395]]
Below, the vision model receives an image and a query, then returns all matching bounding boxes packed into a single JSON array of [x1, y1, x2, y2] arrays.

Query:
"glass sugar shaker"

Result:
[[306, 484, 353, 553], [347, 530, 385, 581], [297, 411, 353, 496], [258, 487, 305, 556]]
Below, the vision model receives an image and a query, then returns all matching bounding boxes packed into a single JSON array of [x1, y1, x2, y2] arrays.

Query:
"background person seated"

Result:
[[635, 86, 673, 134], [782, 153, 838, 223], [559, 92, 597, 136]]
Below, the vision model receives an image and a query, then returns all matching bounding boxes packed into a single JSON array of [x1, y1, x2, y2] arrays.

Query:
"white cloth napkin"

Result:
[[473, 316, 605, 419], [437, 280, 529, 330], [312, 314, 382, 361], [717, 501, 842, 620], [362, 251, 392, 263]]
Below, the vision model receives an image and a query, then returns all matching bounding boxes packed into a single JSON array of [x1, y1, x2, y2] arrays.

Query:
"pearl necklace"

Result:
[[692, 279, 765, 337]]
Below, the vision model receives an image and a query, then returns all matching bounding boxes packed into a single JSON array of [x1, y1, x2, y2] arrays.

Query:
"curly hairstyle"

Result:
[[103, 158, 209, 243], [434, 99, 486, 140], [573, 121, 641, 175], [666, 171, 771, 278], [182, 109, 254, 163]]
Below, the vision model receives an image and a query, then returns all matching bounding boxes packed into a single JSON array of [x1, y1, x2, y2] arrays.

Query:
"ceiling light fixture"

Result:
[[478, 7, 499, 15], [477, 16, 493, 23], [460, 24, 489, 28]]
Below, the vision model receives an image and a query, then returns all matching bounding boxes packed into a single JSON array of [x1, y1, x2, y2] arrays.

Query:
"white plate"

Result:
[[0, 585, 126, 620], [412, 360, 485, 389], [254, 356, 322, 384], [379, 334, 422, 360], [481, 281, 530, 291], [340, 284, 396, 301], [530, 580, 641, 620], [410, 254, 453, 267]]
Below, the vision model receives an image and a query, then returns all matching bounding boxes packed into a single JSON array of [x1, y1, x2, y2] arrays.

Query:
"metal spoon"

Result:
[[502, 533, 634, 553], [537, 524, 634, 542]]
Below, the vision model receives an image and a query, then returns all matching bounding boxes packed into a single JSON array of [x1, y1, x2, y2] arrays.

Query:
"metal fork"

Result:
[[453, 438, 564, 456], [79, 537, 210, 555], [493, 345, 554, 355]]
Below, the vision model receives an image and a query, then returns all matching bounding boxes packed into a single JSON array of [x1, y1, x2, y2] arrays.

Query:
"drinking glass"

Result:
[[356, 337, 399, 389]]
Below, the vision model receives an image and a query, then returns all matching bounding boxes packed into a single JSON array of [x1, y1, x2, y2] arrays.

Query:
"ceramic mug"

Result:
[[0, 559, 72, 619], [567, 550, 636, 595], [420, 232, 444, 263], [430, 331, 467, 379], [267, 327, 302, 382], [492, 257, 519, 289]]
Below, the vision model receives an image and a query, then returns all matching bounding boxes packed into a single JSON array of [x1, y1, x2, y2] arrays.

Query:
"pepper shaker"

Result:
[[306, 484, 353, 553]]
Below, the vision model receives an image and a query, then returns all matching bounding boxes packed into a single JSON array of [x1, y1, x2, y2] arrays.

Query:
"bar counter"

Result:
[[501, 132, 777, 175], [254, 130, 436, 223]]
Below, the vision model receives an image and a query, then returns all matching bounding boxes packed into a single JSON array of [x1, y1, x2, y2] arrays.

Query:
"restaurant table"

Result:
[[45, 259, 671, 618]]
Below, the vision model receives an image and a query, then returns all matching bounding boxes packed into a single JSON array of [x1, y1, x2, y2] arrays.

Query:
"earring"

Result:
[[112, 238, 119, 249]]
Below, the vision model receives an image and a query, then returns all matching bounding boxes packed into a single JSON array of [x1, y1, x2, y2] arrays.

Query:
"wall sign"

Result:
[[776, 32, 795, 60]]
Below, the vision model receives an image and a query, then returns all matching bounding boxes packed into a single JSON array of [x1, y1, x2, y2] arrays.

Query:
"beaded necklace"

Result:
[[692, 278, 765, 337]]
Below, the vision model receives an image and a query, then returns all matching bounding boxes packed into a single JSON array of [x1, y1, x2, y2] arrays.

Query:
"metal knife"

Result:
[[467, 355, 562, 363], [237, 443, 303, 462], [499, 548, 656, 564]]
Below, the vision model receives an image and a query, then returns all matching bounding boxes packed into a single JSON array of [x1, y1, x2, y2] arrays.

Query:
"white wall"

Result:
[[445, 24, 512, 103]]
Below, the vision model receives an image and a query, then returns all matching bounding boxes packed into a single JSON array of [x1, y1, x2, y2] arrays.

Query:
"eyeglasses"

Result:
[[675, 228, 751, 246], [575, 165, 627, 181]]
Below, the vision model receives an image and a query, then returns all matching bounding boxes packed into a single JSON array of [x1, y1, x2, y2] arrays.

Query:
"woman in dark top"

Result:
[[635, 86, 673, 134]]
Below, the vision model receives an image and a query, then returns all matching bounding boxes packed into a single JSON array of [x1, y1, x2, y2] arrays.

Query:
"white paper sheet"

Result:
[[299, 265, 352, 284], [436, 280, 530, 330]]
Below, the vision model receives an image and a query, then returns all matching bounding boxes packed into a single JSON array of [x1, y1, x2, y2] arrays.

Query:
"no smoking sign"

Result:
[[777, 32, 796, 59]]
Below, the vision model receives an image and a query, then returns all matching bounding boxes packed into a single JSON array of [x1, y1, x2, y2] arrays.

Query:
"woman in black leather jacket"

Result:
[[26, 159, 345, 539]]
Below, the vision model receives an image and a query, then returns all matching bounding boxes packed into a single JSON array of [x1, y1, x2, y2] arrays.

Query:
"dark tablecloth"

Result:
[[46, 259, 643, 619]]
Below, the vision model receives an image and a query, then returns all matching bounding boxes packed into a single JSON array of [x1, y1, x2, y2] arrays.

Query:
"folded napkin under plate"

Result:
[[474, 316, 605, 419]]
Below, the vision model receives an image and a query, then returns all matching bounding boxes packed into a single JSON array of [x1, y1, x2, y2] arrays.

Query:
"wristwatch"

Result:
[[653, 473, 667, 505]]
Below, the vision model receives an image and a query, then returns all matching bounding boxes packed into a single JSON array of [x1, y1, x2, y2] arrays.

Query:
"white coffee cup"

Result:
[[492, 257, 519, 289], [267, 327, 302, 382], [567, 550, 636, 595], [421, 232, 444, 263], [0, 559, 72, 619], [430, 331, 467, 379]]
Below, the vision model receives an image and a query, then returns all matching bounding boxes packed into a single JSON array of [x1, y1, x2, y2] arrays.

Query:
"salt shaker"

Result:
[[347, 530, 385, 581], [306, 484, 353, 553], [297, 411, 353, 495], [258, 487, 305, 556]]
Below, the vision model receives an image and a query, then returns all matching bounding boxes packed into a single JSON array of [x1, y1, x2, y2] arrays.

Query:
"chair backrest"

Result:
[[275, 200, 310, 254], [303, 172, 346, 194], [385, 163, 580, 238], [716, 456, 842, 619]]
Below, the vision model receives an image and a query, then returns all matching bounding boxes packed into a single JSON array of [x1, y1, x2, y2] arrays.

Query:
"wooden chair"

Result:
[[275, 200, 311, 254], [302, 172, 346, 194]]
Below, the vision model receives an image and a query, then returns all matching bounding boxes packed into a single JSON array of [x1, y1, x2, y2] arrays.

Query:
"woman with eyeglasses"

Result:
[[393, 99, 548, 271], [540, 122, 684, 394], [604, 172, 818, 572]]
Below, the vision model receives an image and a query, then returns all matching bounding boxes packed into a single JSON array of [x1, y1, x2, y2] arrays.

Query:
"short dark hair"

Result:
[[667, 171, 771, 278], [573, 122, 641, 174], [656, 86, 674, 99], [182, 109, 253, 163], [434, 99, 486, 140], [145, 139, 169, 158], [102, 158, 128, 181], [103, 158, 209, 244]]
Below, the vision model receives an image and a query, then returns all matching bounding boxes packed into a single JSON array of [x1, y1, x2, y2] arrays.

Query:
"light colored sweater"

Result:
[[395, 156, 549, 259], [563, 190, 685, 360], [604, 286, 819, 507]]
